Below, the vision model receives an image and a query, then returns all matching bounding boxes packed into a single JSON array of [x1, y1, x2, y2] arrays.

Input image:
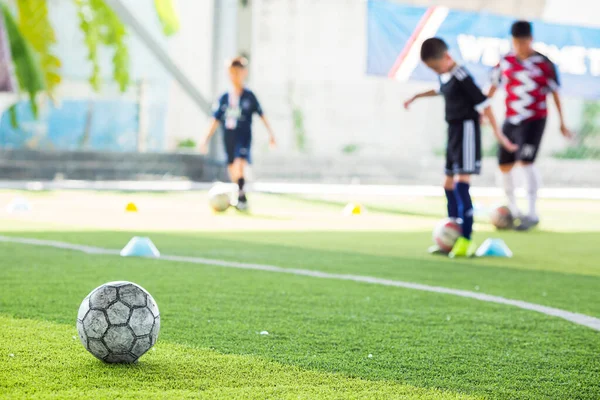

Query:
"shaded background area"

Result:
[[0, 0, 597, 186]]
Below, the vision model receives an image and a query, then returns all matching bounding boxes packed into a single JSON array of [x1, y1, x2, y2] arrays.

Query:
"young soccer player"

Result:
[[201, 57, 276, 211], [404, 38, 517, 257], [488, 21, 573, 231]]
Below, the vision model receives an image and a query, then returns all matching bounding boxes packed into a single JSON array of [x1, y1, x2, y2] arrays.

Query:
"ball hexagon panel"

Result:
[[106, 301, 131, 325], [119, 285, 146, 307], [146, 295, 159, 318], [77, 321, 88, 348], [131, 336, 153, 357], [150, 316, 160, 344], [129, 308, 154, 336], [104, 326, 135, 354], [77, 296, 90, 321], [89, 286, 117, 309], [83, 310, 108, 339], [88, 339, 109, 359]]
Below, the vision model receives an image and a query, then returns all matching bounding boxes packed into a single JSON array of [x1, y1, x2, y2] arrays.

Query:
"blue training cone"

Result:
[[475, 238, 513, 258], [120, 237, 160, 258]]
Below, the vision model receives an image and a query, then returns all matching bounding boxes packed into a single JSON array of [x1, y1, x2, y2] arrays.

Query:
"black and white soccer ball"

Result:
[[77, 281, 160, 364]]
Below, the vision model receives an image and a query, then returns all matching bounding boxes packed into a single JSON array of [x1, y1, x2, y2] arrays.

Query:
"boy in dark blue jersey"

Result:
[[404, 38, 517, 257], [201, 57, 276, 210]]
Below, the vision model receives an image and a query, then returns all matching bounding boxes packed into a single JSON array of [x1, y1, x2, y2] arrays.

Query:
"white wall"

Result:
[[246, 0, 593, 162], [251, 0, 447, 160], [45, 0, 585, 155], [538, 0, 600, 152], [543, 0, 600, 28]]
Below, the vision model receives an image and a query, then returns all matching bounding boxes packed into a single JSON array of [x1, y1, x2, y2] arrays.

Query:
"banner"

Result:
[[367, 0, 600, 99]]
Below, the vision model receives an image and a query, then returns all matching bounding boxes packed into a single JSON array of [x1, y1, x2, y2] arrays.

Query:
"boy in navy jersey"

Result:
[[404, 38, 517, 257], [201, 57, 276, 210]]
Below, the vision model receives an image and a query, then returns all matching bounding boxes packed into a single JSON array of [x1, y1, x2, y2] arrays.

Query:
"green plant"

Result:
[[0, 1, 46, 119], [153, 0, 179, 36], [0, 0, 180, 125], [553, 100, 600, 160], [292, 108, 307, 152], [75, 0, 129, 92], [341, 143, 360, 155], [177, 138, 197, 149], [553, 147, 600, 160], [16, 0, 60, 95]]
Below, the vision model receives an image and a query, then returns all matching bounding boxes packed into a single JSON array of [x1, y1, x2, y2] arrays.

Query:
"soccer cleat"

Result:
[[428, 244, 448, 256], [235, 190, 249, 212], [514, 216, 540, 231], [449, 237, 477, 258], [236, 198, 249, 212]]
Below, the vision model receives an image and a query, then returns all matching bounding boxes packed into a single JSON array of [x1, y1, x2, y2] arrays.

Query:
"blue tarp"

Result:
[[367, 0, 600, 99]]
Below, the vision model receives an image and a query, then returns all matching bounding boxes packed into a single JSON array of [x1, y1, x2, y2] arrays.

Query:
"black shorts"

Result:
[[445, 119, 481, 176], [499, 118, 546, 165], [223, 131, 252, 165]]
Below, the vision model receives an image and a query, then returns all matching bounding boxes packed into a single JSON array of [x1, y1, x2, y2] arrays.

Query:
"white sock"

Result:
[[502, 170, 520, 216], [522, 164, 540, 220]]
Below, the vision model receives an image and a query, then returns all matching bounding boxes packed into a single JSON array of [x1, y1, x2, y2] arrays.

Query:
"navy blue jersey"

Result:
[[213, 89, 263, 137], [437, 65, 489, 123]]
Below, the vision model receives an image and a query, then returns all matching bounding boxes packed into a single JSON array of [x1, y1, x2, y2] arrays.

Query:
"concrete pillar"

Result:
[[211, 0, 242, 97]]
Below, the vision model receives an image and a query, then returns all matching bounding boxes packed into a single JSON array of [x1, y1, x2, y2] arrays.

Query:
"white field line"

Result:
[[0, 181, 599, 200], [1, 235, 599, 332]]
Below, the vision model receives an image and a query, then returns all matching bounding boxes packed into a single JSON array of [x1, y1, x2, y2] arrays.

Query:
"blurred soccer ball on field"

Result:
[[433, 218, 462, 253], [490, 205, 513, 230], [77, 281, 160, 364], [208, 183, 232, 212]]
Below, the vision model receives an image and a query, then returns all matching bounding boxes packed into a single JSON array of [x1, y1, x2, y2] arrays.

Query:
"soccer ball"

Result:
[[208, 184, 232, 212], [433, 218, 462, 253], [490, 206, 513, 230], [77, 281, 160, 364]]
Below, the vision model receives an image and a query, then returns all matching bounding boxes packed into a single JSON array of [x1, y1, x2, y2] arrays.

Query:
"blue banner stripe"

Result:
[[367, 0, 600, 99]]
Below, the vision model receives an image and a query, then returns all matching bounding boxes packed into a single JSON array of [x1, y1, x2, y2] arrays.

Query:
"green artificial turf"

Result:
[[1, 241, 599, 399], [3, 229, 599, 317], [0, 192, 599, 399], [1, 316, 479, 400]]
